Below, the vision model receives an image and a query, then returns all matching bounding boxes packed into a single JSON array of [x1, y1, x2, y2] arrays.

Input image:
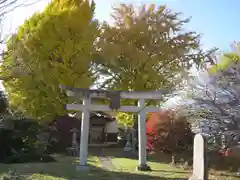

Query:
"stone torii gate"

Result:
[[60, 85, 164, 171]]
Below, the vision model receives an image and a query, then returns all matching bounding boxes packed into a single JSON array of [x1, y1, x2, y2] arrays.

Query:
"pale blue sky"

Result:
[[3, 0, 240, 52]]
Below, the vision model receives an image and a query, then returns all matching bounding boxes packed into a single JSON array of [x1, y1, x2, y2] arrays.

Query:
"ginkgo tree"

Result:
[[95, 4, 214, 91], [0, 0, 99, 122], [116, 112, 134, 127], [94, 4, 215, 126]]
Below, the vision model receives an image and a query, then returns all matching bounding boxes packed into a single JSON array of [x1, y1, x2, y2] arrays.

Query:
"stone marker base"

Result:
[[188, 175, 204, 180], [76, 165, 89, 171], [136, 164, 151, 171], [188, 175, 195, 180]]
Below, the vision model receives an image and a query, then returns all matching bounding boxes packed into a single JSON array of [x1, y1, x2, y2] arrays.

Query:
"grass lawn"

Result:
[[111, 157, 239, 180], [0, 152, 239, 180], [0, 155, 107, 180]]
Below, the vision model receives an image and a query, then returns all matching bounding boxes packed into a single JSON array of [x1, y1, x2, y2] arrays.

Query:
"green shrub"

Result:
[[11, 119, 44, 151], [0, 118, 53, 163]]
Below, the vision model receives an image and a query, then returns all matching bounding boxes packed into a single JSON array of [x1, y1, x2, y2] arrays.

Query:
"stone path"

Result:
[[98, 148, 116, 171], [98, 148, 122, 180], [99, 156, 116, 171]]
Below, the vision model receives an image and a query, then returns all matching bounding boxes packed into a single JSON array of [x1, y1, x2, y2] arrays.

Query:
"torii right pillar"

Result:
[[137, 99, 151, 171]]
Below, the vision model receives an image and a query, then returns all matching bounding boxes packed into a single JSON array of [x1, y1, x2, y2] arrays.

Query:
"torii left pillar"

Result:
[[76, 95, 90, 171]]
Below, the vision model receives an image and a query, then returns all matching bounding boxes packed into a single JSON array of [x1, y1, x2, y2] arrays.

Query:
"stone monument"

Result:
[[124, 129, 132, 152], [131, 128, 137, 153], [69, 128, 79, 156], [189, 134, 208, 180]]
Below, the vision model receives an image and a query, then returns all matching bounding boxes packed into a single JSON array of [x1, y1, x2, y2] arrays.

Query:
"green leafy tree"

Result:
[[0, 0, 99, 122]]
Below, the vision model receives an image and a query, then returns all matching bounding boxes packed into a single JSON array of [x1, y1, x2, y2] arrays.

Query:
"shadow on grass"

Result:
[[209, 171, 240, 179], [0, 152, 238, 180], [1, 153, 57, 164], [208, 154, 240, 172], [90, 147, 187, 165], [95, 148, 240, 172], [0, 160, 188, 180], [151, 169, 189, 174]]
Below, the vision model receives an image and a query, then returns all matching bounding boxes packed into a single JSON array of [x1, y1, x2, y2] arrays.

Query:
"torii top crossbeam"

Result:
[[59, 85, 166, 100]]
